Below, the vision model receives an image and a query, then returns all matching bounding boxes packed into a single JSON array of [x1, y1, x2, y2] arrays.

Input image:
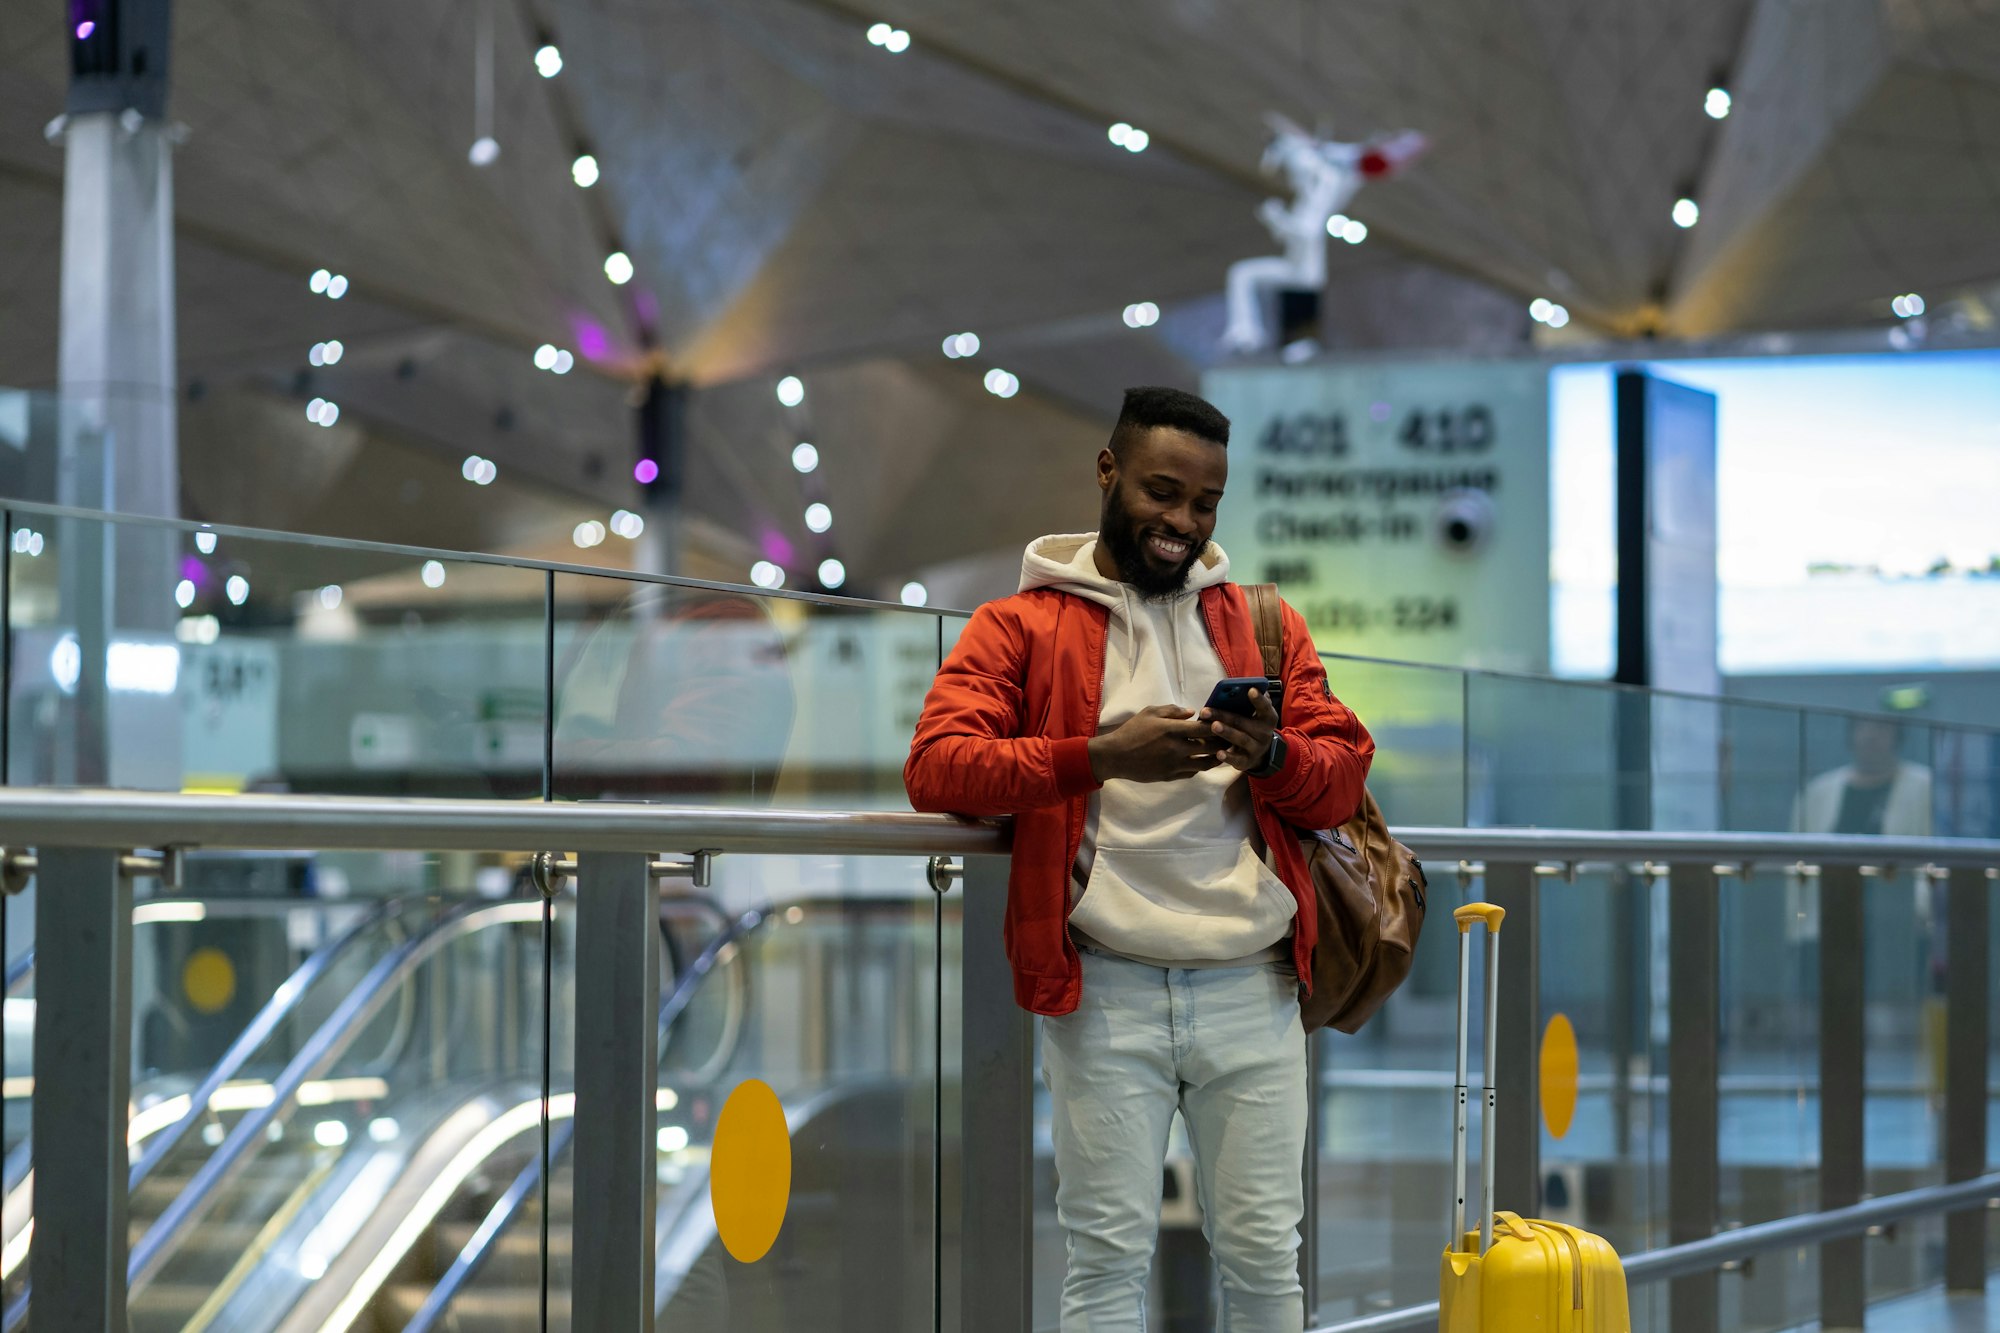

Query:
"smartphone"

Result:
[[1203, 676, 1280, 719]]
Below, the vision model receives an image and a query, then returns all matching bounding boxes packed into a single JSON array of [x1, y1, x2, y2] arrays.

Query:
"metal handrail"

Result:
[[1391, 826, 2000, 867], [0, 788, 1010, 856], [1315, 1172, 2000, 1333]]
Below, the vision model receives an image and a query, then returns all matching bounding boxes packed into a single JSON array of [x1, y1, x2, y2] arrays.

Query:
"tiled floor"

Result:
[[1781, 1278, 2000, 1332]]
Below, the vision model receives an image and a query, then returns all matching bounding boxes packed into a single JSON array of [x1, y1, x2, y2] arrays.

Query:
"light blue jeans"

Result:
[[1042, 946, 1307, 1333]]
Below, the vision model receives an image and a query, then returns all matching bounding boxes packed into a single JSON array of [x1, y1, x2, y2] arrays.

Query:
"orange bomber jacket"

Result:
[[903, 581, 1373, 1015]]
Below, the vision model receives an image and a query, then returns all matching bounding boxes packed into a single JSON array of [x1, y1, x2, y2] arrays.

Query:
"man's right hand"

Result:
[[1087, 706, 1221, 783]]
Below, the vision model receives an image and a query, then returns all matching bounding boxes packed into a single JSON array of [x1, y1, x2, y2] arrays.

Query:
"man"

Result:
[[1797, 716, 1932, 837], [905, 386, 1373, 1333]]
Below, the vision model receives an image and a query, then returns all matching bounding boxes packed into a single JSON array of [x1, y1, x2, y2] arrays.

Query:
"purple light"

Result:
[[760, 531, 795, 565], [574, 320, 610, 361], [633, 458, 659, 485], [75, 19, 95, 37], [179, 555, 207, 584]]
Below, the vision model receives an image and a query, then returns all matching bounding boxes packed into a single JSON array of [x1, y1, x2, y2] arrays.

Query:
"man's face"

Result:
[[1096, 427, 1227, 598], [1850, 719, 1900, 776]]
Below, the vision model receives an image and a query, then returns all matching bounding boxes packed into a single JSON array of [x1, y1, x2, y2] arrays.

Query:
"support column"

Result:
[[572, 851, 659, 1328], [1668, 863, 1720, 1333], [1818, 865, 1865, 1329], [1942, 866, 1990, 1289], [30, 848, 134, 1330], [960, 854, 1031, 1333]]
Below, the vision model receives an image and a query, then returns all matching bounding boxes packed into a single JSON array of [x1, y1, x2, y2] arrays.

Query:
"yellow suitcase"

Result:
[[1438, 905, 1631, 1331]]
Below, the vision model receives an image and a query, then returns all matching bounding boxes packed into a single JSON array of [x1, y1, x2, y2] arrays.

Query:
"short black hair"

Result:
[[1109, 386, 1230, 457]]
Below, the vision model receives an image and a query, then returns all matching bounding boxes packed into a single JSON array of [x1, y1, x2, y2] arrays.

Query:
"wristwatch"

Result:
[[1249, 733, 1287, 779]]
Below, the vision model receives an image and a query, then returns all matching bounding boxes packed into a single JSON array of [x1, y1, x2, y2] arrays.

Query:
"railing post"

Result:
[[572, 851, 659, 1329], [1818, 864, 1865, 1329], [1942, 865, 1990, 1290], [1300, 1032, 1321, 1324], [960, 853, 1031, 1333], [1484, 861, 1539, 1217], [30, 847, 133, 1330], [1668, 862, 1720, 1333]]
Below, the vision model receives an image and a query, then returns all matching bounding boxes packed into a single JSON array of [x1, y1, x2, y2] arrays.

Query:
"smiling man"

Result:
[[905, 386, 1374, 1333]]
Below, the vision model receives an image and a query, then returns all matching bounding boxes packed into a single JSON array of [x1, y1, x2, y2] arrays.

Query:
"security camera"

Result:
[[1434, 488, 1494, 556]]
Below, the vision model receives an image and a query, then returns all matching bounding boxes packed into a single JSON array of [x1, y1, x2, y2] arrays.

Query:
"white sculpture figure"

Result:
[[1221, 117, 1428, 355]]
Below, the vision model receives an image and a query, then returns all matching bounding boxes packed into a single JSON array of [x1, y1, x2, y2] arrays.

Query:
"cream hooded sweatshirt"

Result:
[[1018, 533, 1294, 966]]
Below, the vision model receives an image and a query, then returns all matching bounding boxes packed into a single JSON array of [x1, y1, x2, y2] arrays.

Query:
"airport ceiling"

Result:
[[2, 0, 1997, 591]]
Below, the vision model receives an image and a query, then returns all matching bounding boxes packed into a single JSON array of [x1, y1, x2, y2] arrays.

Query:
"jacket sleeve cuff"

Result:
[[1050, 736, 1102, 798], [1249, 727, 1307, 798]]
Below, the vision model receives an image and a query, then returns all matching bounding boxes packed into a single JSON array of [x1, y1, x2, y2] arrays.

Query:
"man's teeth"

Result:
[[1149, 536, 1188, 557]]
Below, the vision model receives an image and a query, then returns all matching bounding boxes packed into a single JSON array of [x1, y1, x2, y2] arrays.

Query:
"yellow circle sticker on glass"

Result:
[[182, 947, 237, 1015], [710, 1078, 792, 1263], [1539, 1012, 1579, 1140]]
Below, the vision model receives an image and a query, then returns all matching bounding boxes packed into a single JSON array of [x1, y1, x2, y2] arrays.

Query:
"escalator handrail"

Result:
[[123, 896, 547, 1294], [127, 897, 406, 1188], [404, 904, 770, 1333]]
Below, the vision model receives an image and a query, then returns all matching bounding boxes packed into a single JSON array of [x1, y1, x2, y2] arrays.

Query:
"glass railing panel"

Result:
[[1319, 653, 1467, 826], [1466, 672, 1627, 828], [1718, 700, 1806, 833]]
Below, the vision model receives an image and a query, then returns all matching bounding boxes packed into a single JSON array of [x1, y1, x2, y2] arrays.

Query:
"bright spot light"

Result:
[[315, 400, 339, 427], [1326, 213, 1350, 237], [1108, 123, 1132, 147], [326, 274, 348, 299], [1341, 219, 1368, 244], [108, 642, 180, 695], [534, 44, 563, 77], [310, 269, 330, 294], [610, 509, 645, 539], [1896, 292, 1926, 318], [420, 560, 446, 588], [76, 20, 95, 38], [309, 342, 326, 367], [1705, 87, 1732, 119], [792, 442, 819, 473], [750, 560, 785, 589], [805, 502, 832, 533], [469, 136, 501, 167], [462, 455, 483, 480], [552, 349, 573, 374], [604, 251, 634, 285], [313, 1120, 349, 1148], [900, 581, 928, 607], [818, 558, 846, 588], [776, 375, 805, 407], [225, 575, 250, 606], [1529, 298, 1553, 322], [176, 615, 221, 645], [307, 397, 326, 421], [1122, 302, 1159, 328], [866, 21, 891, 44], [473, 459, 497, 485], [367, 1117, 398, 1143], [534, 344, 558, 370], [657, 1125, 691, 1153], [983, 368, 1019, 399], [175, 579, 195, 609], [201, 1121, 226, 1147], [572, 521, 607, 549], [634, 459, 660, 485], [571, 153, 600, 188], [51, 634, 81, 694], [318, 585, 343, 610], [13, 528, 46, 557], [322, 339, 343, 365], [195, 531, 217, 554], [1125, 128, 1149, 152], [299, 1254, 327, 1280], [883, 28, 909, 52], [1546, 305, 1570, 329], [1673, 197, 1700, 228]]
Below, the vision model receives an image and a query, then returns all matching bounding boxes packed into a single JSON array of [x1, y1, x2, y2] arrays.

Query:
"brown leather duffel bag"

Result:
[[1246, 585, 1427, 1034]]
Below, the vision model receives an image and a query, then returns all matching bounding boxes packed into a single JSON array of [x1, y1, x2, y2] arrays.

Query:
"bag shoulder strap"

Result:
[[1244, 583, 1284, 679]]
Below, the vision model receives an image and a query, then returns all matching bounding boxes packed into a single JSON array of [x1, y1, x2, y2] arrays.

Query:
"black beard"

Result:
[[1100, 483, 1205, 599]]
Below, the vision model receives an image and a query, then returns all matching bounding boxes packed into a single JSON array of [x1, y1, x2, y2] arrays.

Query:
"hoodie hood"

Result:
[[1018, 532, 1231, 605]]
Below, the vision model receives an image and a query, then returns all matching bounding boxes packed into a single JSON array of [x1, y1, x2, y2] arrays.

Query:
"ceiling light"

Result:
[[75, 19, 94, 37], [1705, 87, 1732, 119], [552, 349, 573, 374], [1325, 213, 1350, 238], [805, 502, 832, 533], [462, 455, 484, 480], [572, 521, 607, 549], [326, 274, 348, 300], [1546, 305, 1570, 329], [634, 458, 659, 485], [776, 375, 805, 407], [534, 44, 563, 78], [322, 339, 343, 365], [571, 153, 600, 188], [1122, 302, 1159, 328], [310, 269, 330, 294], [1124, 128, 1149, 152], [750, 560, 785, 589], [534, 344, 558, 371], [421, 560, 446, 588], [469, 136, 500, 167], [1340, 219, 1368, 244], [318, 585, 343, 610], [367, 1118, 398, 1143], [604, 251, 634, 285], [13, 528, 44, 557], [1893, 292, 1926, 319], [1109, 123, 1132, 147], [818, 558, 846, 589], [792, 442, 819, 473], [610, 509, 645, 539], [313, 1120, 350, 1148], [900, 581, 928, 607], [983, 368, 1019, 399], [312, 400, 339, 427], [309, 342, 327, 366], [883, 28, 910, 52], [175, 579, 195, 609], [225, 575, 249, 606], [195, 531, 217, 554], [1529, 298, 1554, 323], [473, 459, 497, 485], [866, 22, 891, 44], [1673, 197, 1700, 228]]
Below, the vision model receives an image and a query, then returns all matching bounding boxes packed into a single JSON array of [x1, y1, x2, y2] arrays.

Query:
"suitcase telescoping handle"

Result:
[[1451, 903, 1505, 1256]]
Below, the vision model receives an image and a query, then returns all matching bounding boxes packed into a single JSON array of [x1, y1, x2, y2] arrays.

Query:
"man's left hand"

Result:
[[1201, 688, 1280, 773]]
